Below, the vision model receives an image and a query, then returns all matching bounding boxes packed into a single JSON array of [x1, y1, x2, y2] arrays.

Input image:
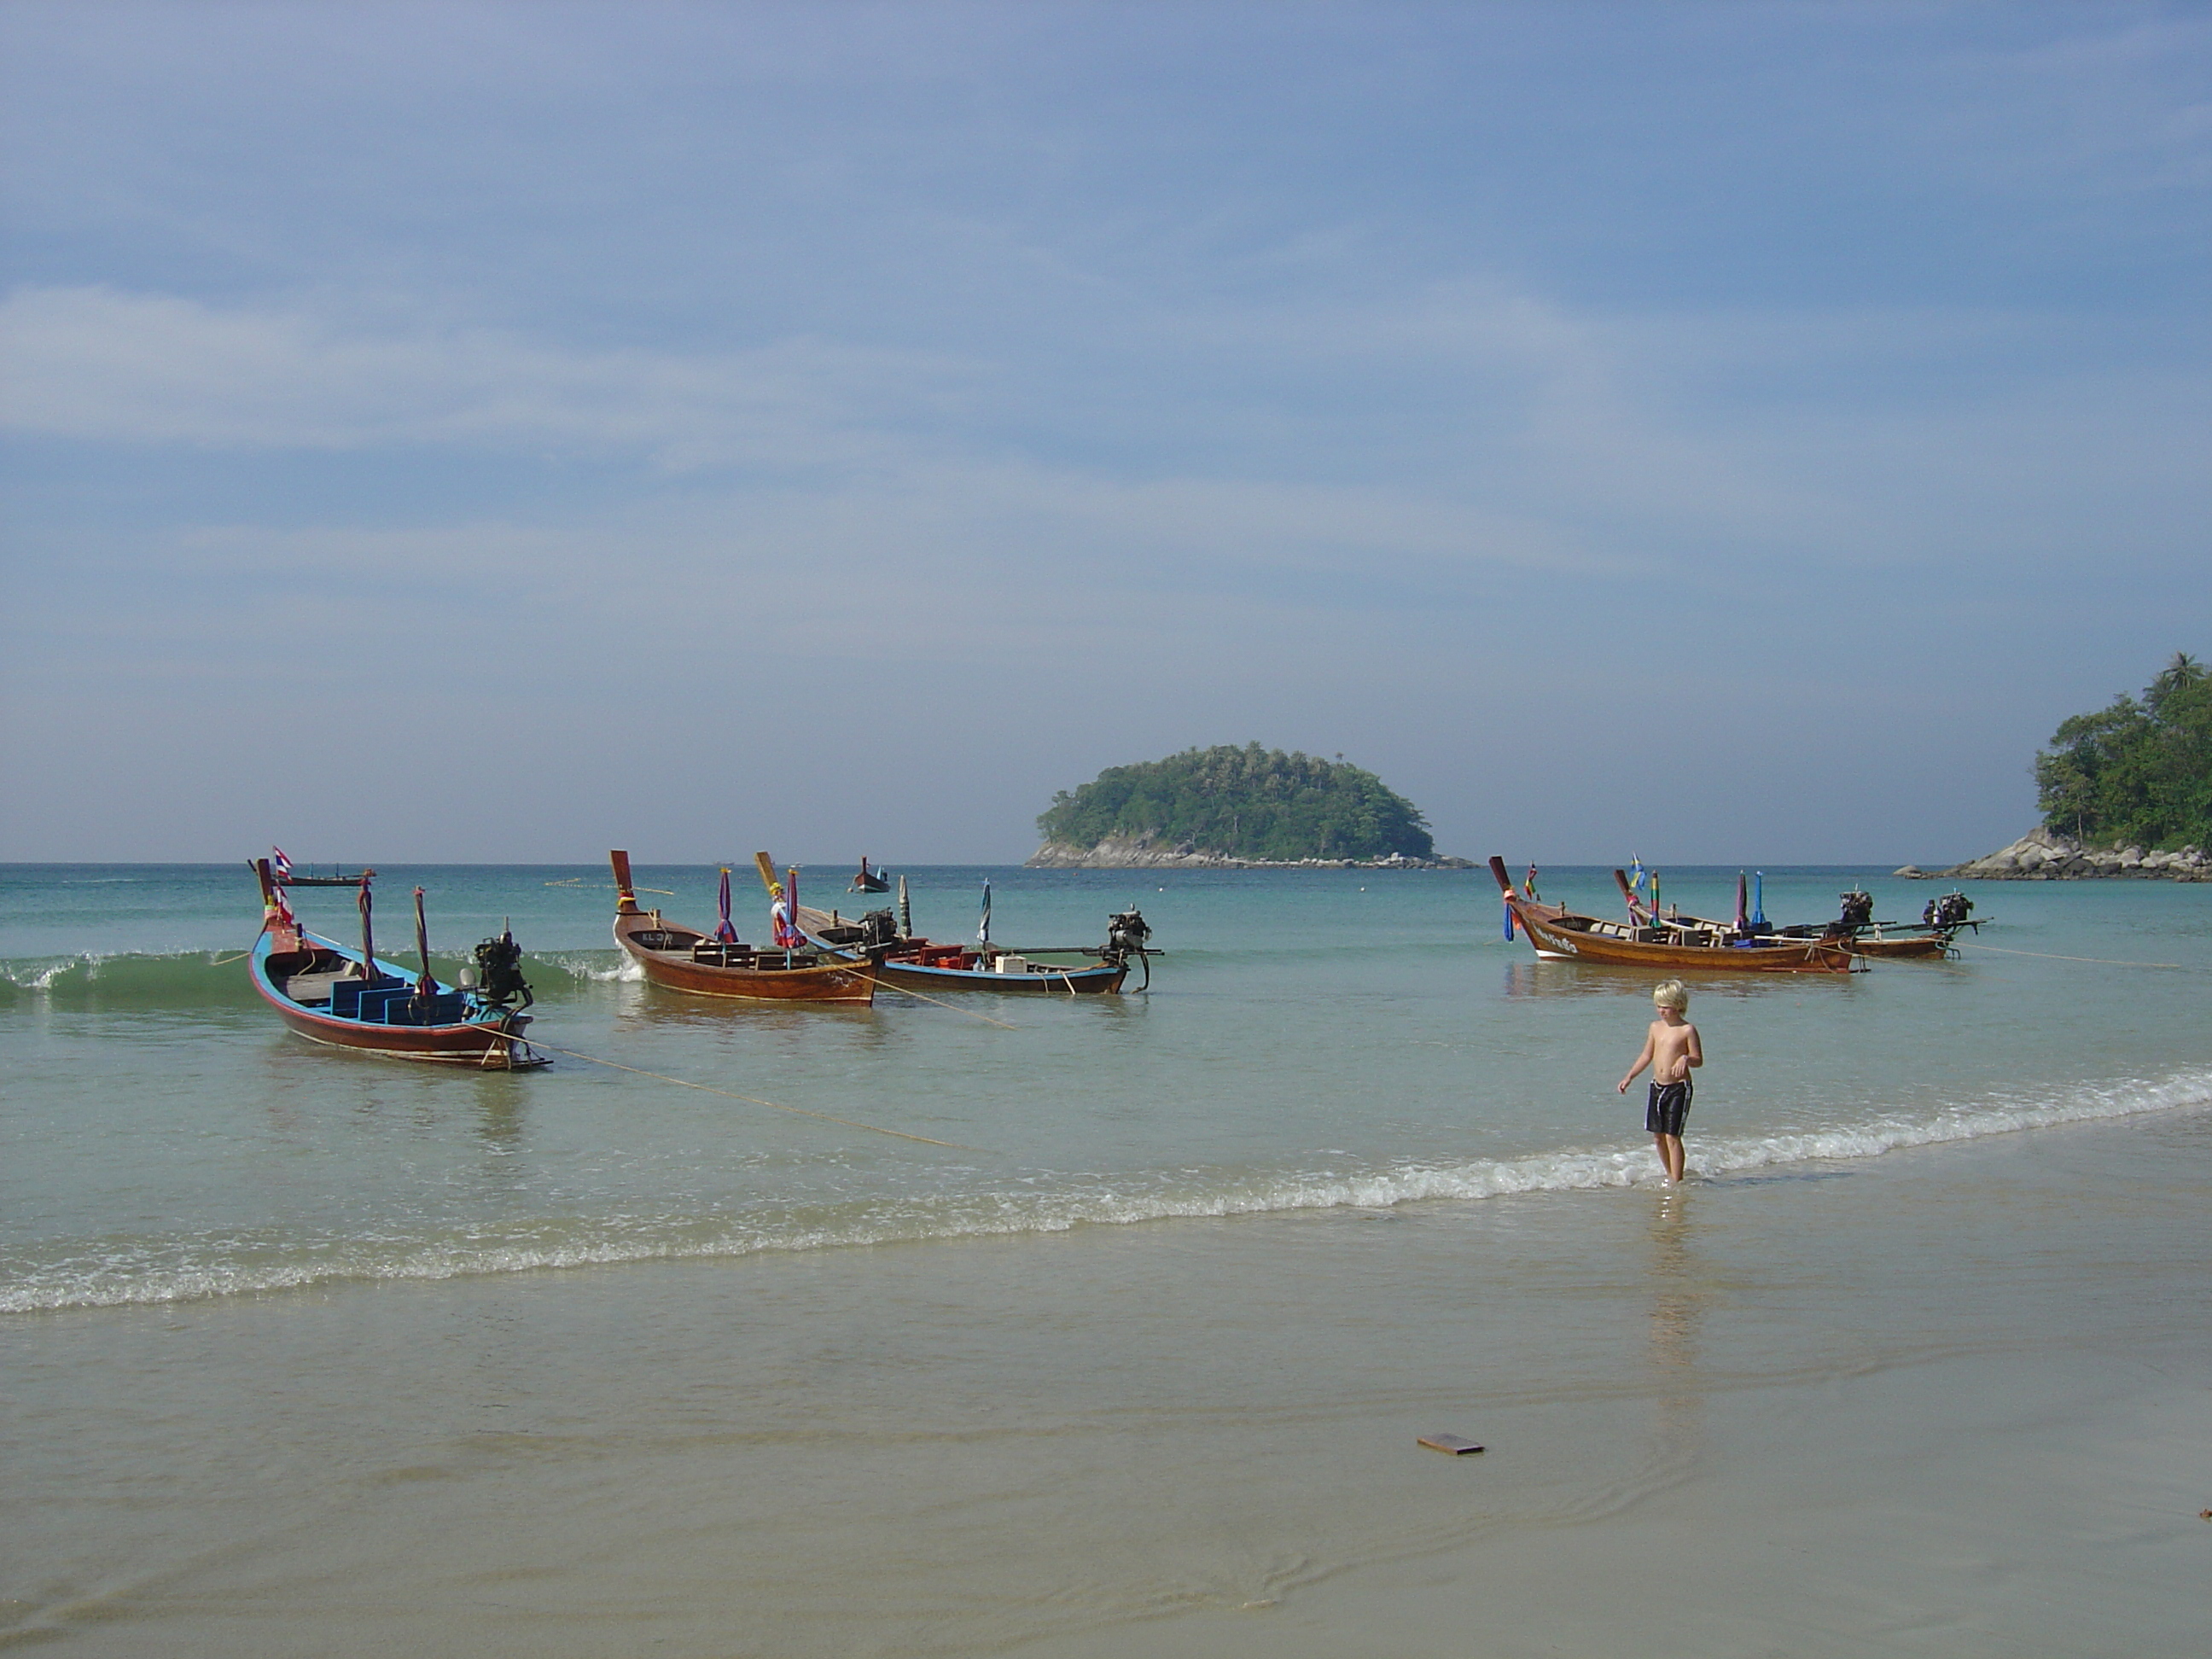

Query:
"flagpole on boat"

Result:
[[413, 887, 436, 1005], [357, 871, 379, 985]]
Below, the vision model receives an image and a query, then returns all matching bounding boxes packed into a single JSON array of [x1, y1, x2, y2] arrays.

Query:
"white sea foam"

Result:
[[3, 952, 103, 990], [8, 1067, 2208, 1314], [544, 952, 644, 983]]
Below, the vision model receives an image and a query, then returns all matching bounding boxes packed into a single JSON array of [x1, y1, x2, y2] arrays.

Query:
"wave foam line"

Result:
[[0, 946, 641, 998], [7, 1068, 2209, 1314]]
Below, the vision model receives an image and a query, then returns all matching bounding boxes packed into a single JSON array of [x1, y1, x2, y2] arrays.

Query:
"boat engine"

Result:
[[1105, 909, 1152, 959], [473, 929, 533, 1009], [859, 908, 899, 947], [1837, 889, 1874, 931], [1924, 892, 1974, 929]]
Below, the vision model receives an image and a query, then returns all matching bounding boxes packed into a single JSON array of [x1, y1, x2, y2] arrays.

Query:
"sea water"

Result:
[[4, 864, 2209, 1654]]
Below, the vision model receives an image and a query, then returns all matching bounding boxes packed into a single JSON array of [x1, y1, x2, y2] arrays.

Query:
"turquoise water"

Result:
[[7, 861, 2212, 1654], [6, 862, 2209, 1314]]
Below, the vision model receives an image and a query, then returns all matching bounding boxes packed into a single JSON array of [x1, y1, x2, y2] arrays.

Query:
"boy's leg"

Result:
[[1656, 1132, 1685, 1183]]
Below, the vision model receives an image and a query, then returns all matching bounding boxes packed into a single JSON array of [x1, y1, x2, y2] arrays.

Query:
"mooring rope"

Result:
[[876, 980, 1022, 1028], [491, 1033, 987, 1150], [1955, 941, 2195, 970]]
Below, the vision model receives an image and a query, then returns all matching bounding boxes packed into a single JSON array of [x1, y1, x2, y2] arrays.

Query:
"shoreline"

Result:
[[1899, 825, 2210, 882], [10, 1098, 2209, 1656], [1026, 840, 1475, 870]]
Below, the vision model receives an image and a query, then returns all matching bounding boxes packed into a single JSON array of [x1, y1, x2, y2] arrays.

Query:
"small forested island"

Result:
[[1028, 744, 1467, 869], [1906, 652, 2211, 881]]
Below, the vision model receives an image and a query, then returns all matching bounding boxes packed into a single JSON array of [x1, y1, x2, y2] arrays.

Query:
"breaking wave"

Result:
[[0, 947, 636, 1007], [8, 1067, 2206, 1314]]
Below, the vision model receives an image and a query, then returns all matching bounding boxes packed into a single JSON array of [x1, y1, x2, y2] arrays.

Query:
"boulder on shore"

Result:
[[1912, 826, 2210, 882]]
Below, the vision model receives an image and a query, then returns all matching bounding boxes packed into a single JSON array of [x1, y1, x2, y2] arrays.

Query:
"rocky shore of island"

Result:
[[1026, 836, 1475, 870], [1896, 826, 2211, 882]]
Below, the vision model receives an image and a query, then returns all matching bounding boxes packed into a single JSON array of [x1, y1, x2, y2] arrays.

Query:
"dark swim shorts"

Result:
[[1646, 1079, 1692, 1137]]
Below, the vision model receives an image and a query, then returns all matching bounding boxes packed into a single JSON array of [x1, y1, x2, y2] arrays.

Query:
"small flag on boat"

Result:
[[271, 846, 293, 881], [715, 867, 738, 942], [1627, 855, 1644, 891], [977, 878, 992, 945], [1522, 864, 1540, 902]]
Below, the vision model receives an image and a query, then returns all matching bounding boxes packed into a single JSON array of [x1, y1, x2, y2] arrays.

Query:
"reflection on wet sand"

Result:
[[1646, 1187, 1707, 1463]]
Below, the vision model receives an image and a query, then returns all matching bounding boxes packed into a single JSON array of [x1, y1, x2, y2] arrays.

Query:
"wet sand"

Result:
[[7, 1101, 2209, 1656]]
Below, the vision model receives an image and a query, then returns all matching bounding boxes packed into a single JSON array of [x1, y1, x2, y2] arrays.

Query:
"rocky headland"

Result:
[[1027, 836, 1473, 870], [1896, 826, 2210, 882]]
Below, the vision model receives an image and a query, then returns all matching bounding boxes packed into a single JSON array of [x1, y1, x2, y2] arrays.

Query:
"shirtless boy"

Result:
[[1617, 979, 1703, 1185]]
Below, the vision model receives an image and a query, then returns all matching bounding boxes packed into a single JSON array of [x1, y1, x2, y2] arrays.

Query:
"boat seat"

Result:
[[382, 991, 467, 1025], [329, 977, 397, 1017], [355, 987, 416, 1022]]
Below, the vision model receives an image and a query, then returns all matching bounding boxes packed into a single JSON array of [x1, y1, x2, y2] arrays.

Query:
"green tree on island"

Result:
[[2035, 652, 2212, 849], [1038, 744, 1435, 861]]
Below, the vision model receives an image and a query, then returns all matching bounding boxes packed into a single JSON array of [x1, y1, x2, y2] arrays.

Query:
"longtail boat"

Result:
[[1490, 857, 1858, 973], [1825, 888, 1976, 958], [609, 851, 876, 1004], [1708, 876, 1976, 960], [247, 859, 545, 1067], [797, 890, 1150, 994], [848, 856, 891, 894]]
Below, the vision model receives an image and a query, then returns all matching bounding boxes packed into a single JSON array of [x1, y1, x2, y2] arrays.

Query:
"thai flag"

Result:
[[271, 846, 294, 881]]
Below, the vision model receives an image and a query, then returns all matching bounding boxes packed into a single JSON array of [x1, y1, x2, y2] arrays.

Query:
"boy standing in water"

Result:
[[1618, 980, 1703, 1184]]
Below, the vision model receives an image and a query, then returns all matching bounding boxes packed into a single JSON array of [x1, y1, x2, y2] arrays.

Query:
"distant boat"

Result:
[[1491, 857, 1857, 973], [247, 860, 545, 1067], [608, 851, 876, 1004], [848, 856, 891, 894], [799, 892, 1152, 994]]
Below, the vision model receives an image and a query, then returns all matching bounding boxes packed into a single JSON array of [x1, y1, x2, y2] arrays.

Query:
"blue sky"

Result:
[[3, 2, 2207, 864]]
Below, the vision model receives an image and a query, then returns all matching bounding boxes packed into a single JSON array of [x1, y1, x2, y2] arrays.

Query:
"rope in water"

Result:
[[494, 1034, 987, 1150], [1954, 941, 2194, 970], [874, 979, 1022, 1028]]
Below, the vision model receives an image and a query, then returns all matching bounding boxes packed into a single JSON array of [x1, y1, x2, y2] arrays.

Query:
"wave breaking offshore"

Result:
[[8, 1066, 2207, 1314], [0, 947, 637, 1005]]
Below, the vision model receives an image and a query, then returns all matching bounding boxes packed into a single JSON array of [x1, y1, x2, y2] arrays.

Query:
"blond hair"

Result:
[[1651, 979, 1689, 1011]]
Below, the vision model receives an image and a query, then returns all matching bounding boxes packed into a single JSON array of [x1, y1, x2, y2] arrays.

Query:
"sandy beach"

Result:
[[9, 1086, 2207, 1656]]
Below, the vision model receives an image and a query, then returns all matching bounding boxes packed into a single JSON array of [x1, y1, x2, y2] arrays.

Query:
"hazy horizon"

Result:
[[4, 3, 2206, 865]]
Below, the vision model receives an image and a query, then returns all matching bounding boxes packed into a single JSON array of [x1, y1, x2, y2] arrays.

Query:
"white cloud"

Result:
[[0, 285, 969, 468]]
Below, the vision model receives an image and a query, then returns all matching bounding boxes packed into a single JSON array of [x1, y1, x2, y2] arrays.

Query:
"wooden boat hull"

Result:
[[1511, 904, 1857, 972], [1842, 934, 1952, 960], [613, 904, 876, 1004], [249, 930, 544, 1067], [867, 952, 1126, 995], [794, 906, 1131, 994], [1491, 859, 1857, 974]]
